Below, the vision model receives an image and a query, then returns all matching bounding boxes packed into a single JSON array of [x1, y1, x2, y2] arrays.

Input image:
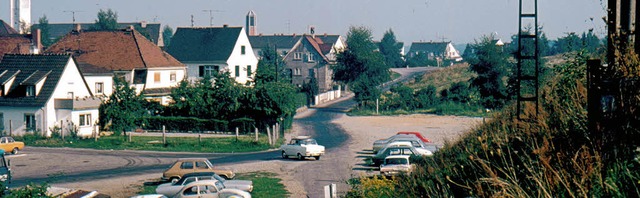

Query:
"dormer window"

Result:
[[25, 86, 35, 97]]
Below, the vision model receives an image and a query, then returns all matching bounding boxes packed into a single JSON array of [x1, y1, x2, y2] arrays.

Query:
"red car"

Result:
[[396, 132, 431, 143]]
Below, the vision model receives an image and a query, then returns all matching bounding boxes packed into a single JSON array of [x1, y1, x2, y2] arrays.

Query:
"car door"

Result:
[[180, 161, 196, 175], [0, 137, 8, 152]]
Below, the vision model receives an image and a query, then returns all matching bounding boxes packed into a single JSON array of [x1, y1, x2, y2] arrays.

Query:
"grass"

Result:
[[16, 134, 277, 153], [347, 102, 487, 117], [136, 172, 288, 198], [409, 63, 475, 93]]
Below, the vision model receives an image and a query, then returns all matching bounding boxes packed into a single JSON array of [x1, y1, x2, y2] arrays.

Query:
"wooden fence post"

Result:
[[162, 125, 166, 145], [255, 127, 258, 142], [272, 125, 276, 143], [9, 120, 11, 136], [199, 134, 202, 145], [128, 131, 132, 142], [266, 127, 272, 146], [61, 120, 64, 141], [235, 127, 239, 142]]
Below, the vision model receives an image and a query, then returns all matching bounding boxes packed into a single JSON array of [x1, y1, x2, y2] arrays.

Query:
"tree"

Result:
[[333, 26, 390, 105], [37, 15, 53, 48], [93, 9, 118, 30], [162, 25, 174, 47], [255, 46, 288, 84], [379, 29, 405, 68], [99, 77, 147, 136], [468, 34, 510, 109], [302, 77, 319, 105]]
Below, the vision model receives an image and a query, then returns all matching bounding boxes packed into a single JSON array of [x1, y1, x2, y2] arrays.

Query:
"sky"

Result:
[[1, 0, 606, 46]]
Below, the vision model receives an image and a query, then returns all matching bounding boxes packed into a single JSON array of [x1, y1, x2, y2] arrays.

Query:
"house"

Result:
[[31, 22, 165, 47], [0, 19, 42, 61], [0, 54, 100, 137], [167, 26, 258, 85], [45, 27, 186, 105], [248, 33, 345, 92], [407, 41, 463, 62]]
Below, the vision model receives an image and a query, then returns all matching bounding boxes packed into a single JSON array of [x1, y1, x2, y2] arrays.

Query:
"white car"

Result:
[[280, 136, 325, 160], [156, 172, 253, 197], [173, 180, 251, 198], [380, 155, 415, 177]]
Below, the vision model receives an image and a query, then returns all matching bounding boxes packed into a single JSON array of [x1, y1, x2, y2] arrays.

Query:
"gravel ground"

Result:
[[50, 113, 481, 197]]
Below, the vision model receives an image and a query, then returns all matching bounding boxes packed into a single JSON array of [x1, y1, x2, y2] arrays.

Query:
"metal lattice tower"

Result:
[[516, 0, 539, 120]]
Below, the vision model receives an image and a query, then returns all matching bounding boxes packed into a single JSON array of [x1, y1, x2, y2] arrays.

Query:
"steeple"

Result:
[[246, 10, 257, 36]]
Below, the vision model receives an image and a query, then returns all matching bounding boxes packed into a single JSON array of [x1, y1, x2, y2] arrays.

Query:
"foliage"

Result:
[[255, 46, 288, 84], [18, 135, 274, 153], [467, 34, 510, 109], [333, 26, 390, 105], [99, 76, 148, 135], [37, 15, 53, 48], [93, 9, 118, 30], [162, 25, 173, 47], [301, 77, 319, 105], [345, 175, 396, 198], [379, 29, 406, 68], [3, 183, 53, 198], [440, 81, 479, 105], [141, 116, 228, 132]]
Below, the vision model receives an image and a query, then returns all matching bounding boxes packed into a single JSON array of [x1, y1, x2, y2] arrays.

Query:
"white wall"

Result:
[[84, 75, 114, 97], [53, 58, 94, 99], [184, 62, 227, 82], [144, 67, 186, 89], [227, 28, 259, 85], [0, 106, 40, 136]]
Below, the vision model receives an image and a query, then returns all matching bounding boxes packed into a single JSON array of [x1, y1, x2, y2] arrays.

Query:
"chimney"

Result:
[[223, 24, 229, 28], [292, 33, 296, 37], [128, 25, 135, 31], [34, 29, 42, 52], [75, 24, 82, 32], [141, 21, 147, 28]]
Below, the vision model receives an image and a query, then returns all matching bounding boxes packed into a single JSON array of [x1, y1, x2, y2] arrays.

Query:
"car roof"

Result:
[[182, 172, 217, 177], [176, 158, 209, 161], [385, 155, 411, 159], [292, 136, 313, 140], [184, 180, 219, 186], [397, 131, 421, 135]]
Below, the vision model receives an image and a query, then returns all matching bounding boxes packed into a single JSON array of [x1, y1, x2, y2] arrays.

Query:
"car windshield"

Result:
[[216, 180, 225, 189], [300, 139, 317, 145], [385, 158, 408, 165], [205, 160, 214, 168], [213, 174, 226, 182]]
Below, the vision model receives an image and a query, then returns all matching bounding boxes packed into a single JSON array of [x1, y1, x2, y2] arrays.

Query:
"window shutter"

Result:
[[199, 66, 204, 77]]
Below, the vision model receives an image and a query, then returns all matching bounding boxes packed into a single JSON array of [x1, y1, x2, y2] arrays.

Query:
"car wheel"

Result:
[[297, 153, 303, 160], [314, 156, 320, 160], [281, 151, 288, 159], [11, 148, 18, 155]]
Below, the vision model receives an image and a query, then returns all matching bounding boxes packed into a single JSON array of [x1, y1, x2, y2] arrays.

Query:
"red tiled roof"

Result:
[[0, 20, 19, 35], [0, 35, 32, 61], [304, 36, 329, 62], [45, 29, 183, 73]]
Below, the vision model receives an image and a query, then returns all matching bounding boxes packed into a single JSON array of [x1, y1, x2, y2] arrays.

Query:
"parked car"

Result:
[[380, 155, 415, 177], [162, 158, 235, 183], [371, 142, 433, 166], [280, 136, 325, 160], [396, 131, 431, 143], [156, 172, 253, 197], [372, 134, 428, 154], [0, 150, 11, 188], [173, 180, 251, 198], [0, 137, 24, 155], [130, 194, 168, 198]]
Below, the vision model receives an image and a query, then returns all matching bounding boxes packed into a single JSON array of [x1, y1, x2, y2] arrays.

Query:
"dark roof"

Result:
[[31, 22, 163, 45], [0, 70, 20, 84], [0, 20, 19, 35], [0, 54, 73, 107], [304, 36, 330, 62], [21, 70, 52, 85], [167, 27, 242, 62], [45, 28, 183, 73], [248, 35, 302, 50], [142, 87, 173, 96], [408, 42, 450, 54]]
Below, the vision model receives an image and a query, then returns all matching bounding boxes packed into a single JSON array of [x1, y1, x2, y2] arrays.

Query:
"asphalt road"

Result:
[[7, 67, 436, 197]]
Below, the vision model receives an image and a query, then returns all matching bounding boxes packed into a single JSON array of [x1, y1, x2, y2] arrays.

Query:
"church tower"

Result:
[[246, 10, 257, 36], [10, 0, 31, 33]]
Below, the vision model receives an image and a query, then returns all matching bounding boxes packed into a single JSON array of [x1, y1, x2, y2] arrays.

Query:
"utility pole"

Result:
[[202, 9, 224, 26], [63, 10, 83, 24], [190, 15, 194, 27]]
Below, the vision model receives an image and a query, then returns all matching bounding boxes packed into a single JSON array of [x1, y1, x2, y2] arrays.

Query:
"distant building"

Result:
[[31, 22, 164, 47], [167, 26, 258, 85], [246, 10, 257, 36], [10, 0, 31, 33], [407, 41, 462, 62], [0, 19, 42, 61], [45, 27, 186, 105]]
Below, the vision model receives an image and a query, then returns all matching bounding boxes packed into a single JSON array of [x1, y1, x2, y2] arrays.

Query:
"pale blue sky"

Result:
[[1, 0, 606, 45]]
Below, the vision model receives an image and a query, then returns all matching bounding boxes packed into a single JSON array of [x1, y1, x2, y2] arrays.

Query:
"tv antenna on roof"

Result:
[[202, 9, 224, 26], [63, 10, 83, 24]]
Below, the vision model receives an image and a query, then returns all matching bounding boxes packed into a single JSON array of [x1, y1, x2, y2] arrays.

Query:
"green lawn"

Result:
[[16, 134, 277, 153], [137, 172, 288, 198]]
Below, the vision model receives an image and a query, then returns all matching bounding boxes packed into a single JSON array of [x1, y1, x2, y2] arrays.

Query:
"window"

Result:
[[195, 161, 208, 169], [403, 148, 415, 155], [95, 82, 104, 94], [154, 72, 161, 83], [180, 162, 194, 169], [241, 45, 246, 55], [170, 72, 177, 82], [26, 86, 35, 96], [293, 52, 303, 60], [294, 68, 301, 75], [247, 65, 252, 77], [0, 113, 4, 131], [307, 52, 315, 62], [24, 114, 35, 131], [79, 113, 91, 126], [67, 92, 74, 99], [235, 66, 240, 77], [199, 65, 219, 77], [389, 148, 401, 155]]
